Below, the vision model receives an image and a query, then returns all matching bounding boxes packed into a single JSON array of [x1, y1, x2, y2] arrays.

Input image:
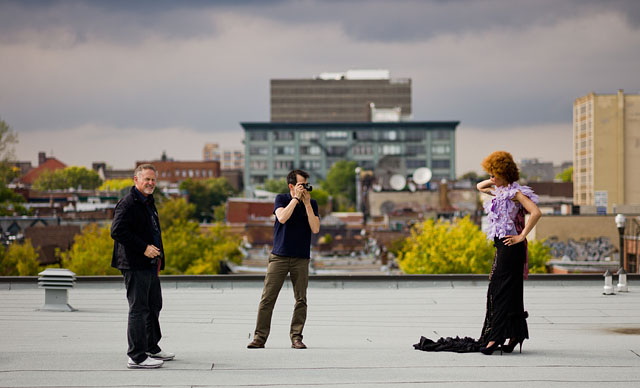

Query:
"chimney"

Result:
[[38, 152, 47, 166]]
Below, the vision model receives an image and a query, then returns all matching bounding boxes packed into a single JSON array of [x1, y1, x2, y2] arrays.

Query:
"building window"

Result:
[[354, 130, 375, 140], [188, 169, 194, 177], [432, 130, 451, 140], [250, 146, 269, 156], [274, 160, 294, 170], [182, 169, 187, 177], [327, 145, 348, 156], [380, 144, 402, 155], [358, 160, 375, 170], [300, 145, 321, 155], [352, 144, 373, 155], [405, 131, 425, 141], [302, 160, 321, 170], [381, 130, 398, 141], [431, 144, 451, 154], [274, 131, 294, 141], [406, 145, 424, 156], [432, 159, 450, 169], [249, 132, 268, 141], [326, 131, 348, 139], [299, 131, 319, 140], [276, 146, 296, 155], [251, 175, 267, 184], [407, 159, 427, 168], [250, 160, 267, 170]]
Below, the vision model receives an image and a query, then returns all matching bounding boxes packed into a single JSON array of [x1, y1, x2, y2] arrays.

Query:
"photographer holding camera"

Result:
[[111, 164, 174, 369], [248, 169, 320, 349]]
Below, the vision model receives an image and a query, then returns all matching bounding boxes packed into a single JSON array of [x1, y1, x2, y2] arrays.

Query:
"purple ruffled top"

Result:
[[483, 182, 538, 240]]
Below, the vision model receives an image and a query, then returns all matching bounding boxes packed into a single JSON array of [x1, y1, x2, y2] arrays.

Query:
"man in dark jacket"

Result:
[[111, 164, 174, 369]]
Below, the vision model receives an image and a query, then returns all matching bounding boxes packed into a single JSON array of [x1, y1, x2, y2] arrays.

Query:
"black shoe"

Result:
[[502, 339, 524, 354], [480, 340, 504, 355]]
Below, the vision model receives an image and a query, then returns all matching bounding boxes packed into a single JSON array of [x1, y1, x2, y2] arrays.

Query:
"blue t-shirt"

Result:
[[271, 193, 319, 259]]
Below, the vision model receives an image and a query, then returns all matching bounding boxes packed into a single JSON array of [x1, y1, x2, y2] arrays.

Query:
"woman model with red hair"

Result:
[[413, 151, 541, 355], [476, 151, 542, 355]]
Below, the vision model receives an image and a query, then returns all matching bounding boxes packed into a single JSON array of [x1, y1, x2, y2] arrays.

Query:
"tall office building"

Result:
[[271, 69, 411, 122], [243, 69, 456, 191], [203, 143, 244, 170], [573, 90, 640, 212], [242, 121, 458, 188]]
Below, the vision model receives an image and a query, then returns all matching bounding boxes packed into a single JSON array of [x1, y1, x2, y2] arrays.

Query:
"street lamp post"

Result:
[[355, 167, 362, 214], [615, 214, 627, 270]]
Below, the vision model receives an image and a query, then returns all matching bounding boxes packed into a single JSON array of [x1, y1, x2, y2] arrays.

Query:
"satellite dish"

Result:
[[389, 174, 406, 191], [413, 167, 432, 184], [408, 182, 417, 192], [372, 183, 382, 192]]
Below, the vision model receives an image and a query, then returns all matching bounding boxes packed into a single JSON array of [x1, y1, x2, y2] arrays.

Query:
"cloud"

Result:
[[15, 123, 243, 169], [456, 123, 573, 175], [1, 0, 638, 173]]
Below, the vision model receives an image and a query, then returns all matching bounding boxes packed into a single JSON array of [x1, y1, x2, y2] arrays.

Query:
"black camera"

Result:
[[302, 183, 313, 192]]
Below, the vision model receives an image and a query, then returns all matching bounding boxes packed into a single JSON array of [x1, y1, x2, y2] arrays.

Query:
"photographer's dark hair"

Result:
[[287, 169, 309, 185]]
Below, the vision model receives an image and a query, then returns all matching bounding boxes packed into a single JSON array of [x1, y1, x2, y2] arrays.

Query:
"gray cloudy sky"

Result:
[[2, 0, 639, 174]]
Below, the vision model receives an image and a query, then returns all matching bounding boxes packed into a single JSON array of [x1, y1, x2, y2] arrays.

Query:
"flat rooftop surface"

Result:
[[1, 278, 640, 387]]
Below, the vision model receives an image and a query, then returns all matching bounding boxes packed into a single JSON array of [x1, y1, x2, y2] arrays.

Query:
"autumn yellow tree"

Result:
[[398, 216, 494, 274], [61, 223, 119, 275], [527, 239, 551, 274], [0, 239, 41, 276]]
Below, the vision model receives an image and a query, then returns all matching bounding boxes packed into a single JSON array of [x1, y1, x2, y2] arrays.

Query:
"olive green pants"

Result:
[[253, 253, 309, 344]]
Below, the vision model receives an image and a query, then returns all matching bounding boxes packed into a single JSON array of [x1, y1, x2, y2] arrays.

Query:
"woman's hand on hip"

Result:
[[503, 234, 525, 246]]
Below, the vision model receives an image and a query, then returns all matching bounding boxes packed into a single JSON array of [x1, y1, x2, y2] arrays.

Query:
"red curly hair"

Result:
[[481, 151, 520, 183]]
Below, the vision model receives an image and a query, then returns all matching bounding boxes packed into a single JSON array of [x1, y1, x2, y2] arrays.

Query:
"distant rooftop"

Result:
[[315, 69, 390, 80]]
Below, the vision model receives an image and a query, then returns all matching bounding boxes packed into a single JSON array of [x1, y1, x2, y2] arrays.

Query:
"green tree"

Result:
[[528, 239, 551, 274], [398, 216, 494, 274], [0, 239, 41, 276], [180, 177, 236, 221], [213, 204, 226, 222], [184, 224, 243, 274], [556, 166, 573, 183], [260, 178, 289, 193], [61, 224, 119, 275], [322, 160, 357, 211], [157, 197, 196, 230], [33, 166, 102, 191], [162, 220, 242, 274], [310, 187, 330, 207], [0, 119, 29, 216]]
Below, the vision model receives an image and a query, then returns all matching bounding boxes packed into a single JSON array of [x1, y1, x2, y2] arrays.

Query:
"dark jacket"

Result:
[[111, 186, 165, 271]]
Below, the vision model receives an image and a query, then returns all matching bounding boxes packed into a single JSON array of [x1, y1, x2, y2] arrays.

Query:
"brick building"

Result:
[[135, 160, 220, 185]]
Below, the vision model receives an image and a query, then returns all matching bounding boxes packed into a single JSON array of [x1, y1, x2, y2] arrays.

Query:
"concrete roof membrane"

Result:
[[1, 277, 640, 387]]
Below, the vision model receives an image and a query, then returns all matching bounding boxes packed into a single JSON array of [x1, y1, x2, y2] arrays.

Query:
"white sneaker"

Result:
[[127, 357, 163, 369], [146, 350, 175, 361]]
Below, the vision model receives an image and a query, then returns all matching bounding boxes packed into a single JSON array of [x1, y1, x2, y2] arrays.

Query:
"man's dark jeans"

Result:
[[122, 268, 162, 363]]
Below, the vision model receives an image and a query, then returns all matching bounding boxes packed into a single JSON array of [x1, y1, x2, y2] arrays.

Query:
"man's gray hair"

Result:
[[134, 163, 157, 177]]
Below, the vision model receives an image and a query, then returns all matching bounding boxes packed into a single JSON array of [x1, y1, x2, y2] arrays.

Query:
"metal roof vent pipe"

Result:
[[616, 268, 629, 293], [37, 268, 77, 312], [603, 269, 615, 295]]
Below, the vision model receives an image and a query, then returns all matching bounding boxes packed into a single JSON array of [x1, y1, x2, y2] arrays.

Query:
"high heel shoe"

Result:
[[480, 340, 504, 355], [502, 339, 524, 354]]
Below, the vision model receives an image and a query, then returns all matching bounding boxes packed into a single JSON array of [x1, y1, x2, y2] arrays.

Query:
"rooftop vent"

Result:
[[37, 268, 77, 312]]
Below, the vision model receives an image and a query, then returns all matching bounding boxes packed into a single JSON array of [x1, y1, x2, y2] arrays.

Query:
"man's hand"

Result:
[[144, 245, 161, 258], [300, 187, 311, 205], [294, 183, 305, 201]]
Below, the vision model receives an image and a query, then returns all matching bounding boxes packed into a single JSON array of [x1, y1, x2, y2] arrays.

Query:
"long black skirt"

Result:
[[413, 238, 529, 353]]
